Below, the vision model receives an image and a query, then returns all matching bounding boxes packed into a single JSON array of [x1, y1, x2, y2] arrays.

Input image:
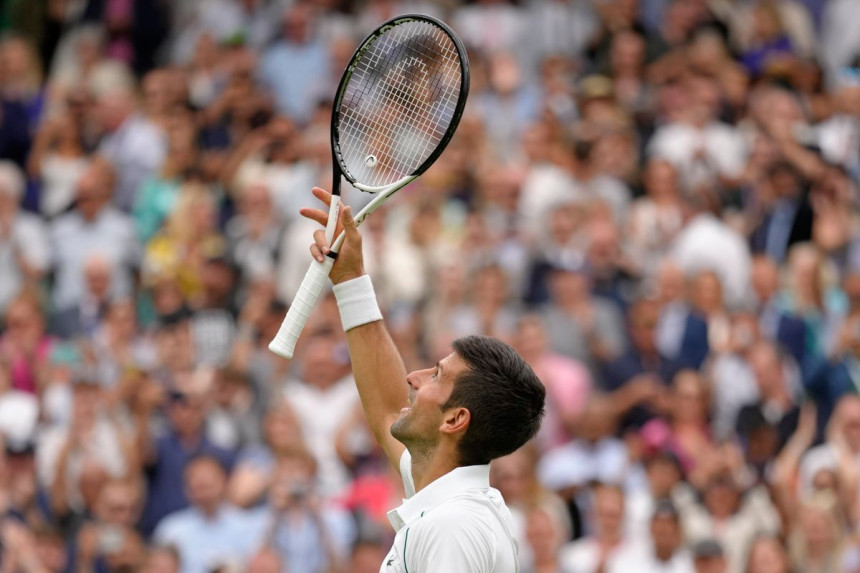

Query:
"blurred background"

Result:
[[0, 0, 859, 572]]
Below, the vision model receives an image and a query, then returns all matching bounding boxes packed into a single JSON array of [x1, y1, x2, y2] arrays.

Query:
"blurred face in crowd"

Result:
[[168, 391, 206, 438], [690, 271, 723, 315], [73, 382, 102, 426], [702, 476, 740, 520], [747, 342, 784, 399], [283, 5, 313, 44], [142, 70, 174, 117], [548, 204, 581, 246], [106, 299, 137, 341], [800, 502, 839, 554], [610, 30, 646, 75], [473, 265, 509, 308], [685, 75, 721, 125], [834, 396, 860, 452], [264, 401, 302, 453], [525, 507, 566, 562], [490, 449, 533, 504], [301, 336, 350, 389], [95, 480, 142, 527], [593, 485, 624, 541], [550, 267, 590, 308], [646, 455, 682, 498], [83, 256, 112, 300], [4, 296, 45, 349], [75, 160, 114, 219], [644, 159, 680, 201], [185, 457, 227, 515], [751, 256, 780, 304], [651, 512, 682, 560], [34, 531, 68, 573], [671, 371, 709, 426], [586, 221, 620, 275], [769, 165, 803, 201], [746, 536, 790, 573], [629, 299, 660, 354], [512, 315, 549, 363], [577, 398, 616, 442]]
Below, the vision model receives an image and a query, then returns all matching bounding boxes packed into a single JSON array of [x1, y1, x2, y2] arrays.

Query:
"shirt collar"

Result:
[[387, 464, 490, 531]]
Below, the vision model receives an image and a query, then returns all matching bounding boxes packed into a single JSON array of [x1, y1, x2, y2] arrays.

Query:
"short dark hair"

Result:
[[443, 335, 545, 466]]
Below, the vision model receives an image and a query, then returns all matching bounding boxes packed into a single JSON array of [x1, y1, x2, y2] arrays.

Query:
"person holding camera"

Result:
[[247, 451, 354, 573]]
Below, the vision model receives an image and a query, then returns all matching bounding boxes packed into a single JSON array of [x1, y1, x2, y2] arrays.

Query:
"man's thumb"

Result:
[[342, 206, 359, 239]]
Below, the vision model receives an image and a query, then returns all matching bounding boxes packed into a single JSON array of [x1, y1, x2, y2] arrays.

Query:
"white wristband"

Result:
[[332, 275, 383, 332]]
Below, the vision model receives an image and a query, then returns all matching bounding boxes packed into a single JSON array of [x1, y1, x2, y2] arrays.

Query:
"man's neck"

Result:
[[409, 444, 461, 492]]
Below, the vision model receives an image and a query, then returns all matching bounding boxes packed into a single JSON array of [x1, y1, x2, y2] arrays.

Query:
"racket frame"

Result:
[[269, 14, 469, 359]]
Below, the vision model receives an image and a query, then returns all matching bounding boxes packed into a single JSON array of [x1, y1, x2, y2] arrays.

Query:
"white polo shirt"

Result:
[[380, 450, 519, 573]]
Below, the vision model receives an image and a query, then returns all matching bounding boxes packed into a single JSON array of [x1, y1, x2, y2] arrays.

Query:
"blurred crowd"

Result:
[[0, 0, 860, 572]]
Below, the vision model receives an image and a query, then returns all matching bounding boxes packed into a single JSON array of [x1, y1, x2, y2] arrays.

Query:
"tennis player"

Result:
[[301, 187, 546, 572]]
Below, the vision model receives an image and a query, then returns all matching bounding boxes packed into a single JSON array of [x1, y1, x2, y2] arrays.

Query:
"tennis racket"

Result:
[[268, 14, 470, 359]]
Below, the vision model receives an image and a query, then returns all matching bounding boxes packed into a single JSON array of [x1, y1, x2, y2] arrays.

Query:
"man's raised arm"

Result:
[[302, 189, 407, 471]]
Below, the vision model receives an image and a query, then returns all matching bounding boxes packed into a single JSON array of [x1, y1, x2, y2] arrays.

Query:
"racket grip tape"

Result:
[[268, 257, 335, 358]]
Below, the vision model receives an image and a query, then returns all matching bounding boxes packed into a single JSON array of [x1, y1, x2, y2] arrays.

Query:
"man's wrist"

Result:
[[332, 275, 382, 331]]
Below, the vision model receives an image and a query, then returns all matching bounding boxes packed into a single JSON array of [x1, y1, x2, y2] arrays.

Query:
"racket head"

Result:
[[330, 15, 470, 193]]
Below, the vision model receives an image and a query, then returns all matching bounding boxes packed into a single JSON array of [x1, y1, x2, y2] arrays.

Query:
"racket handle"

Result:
[[268, 257, 335, 359]]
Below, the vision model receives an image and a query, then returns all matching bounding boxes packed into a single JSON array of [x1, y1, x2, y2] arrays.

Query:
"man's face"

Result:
[[651, 514, 681, 557], [96, 483, 140, 526], [186, 460, 226, 511], [390, 352, 468, 448], [594, 488, 624, 539]]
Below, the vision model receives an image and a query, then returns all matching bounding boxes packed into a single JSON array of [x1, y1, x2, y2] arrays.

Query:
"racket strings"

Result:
[[341, 28, 453, 181], [337, 21, 462, 188]]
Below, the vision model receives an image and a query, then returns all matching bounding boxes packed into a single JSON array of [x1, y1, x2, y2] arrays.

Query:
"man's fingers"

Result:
[[300, 207, 329, 226], [313, 229, 329, 255], [310, 243, 325, 263], [312, 187, 332, 207]]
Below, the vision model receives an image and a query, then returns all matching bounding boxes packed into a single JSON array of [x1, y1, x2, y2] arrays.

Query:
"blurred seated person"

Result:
[[154, 456, 259, 573], [640, 371, 716, 476], [228, 399, 307, 508], [50, 255, 113, 339], [750, 255, 807, 365], [734, 340, 801, 449], [560, 484, 628, 573], [137, 386, 235, 536], [71, 478, 146, 573], [1, 293, 53, 395], [246, 452, 355, 573], [524, 499, 572, 573], [676, 470, 781, 573], [36, 370, 136, 532], [606, 499, 694, 573], [538, 397, 629, 498], [541, 263, 627, 386], [603, 297, 681, 429], [512, 314, 593, 448]]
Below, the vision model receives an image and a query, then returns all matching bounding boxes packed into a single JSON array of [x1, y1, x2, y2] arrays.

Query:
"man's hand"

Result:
[[300, 187, 365, 285]]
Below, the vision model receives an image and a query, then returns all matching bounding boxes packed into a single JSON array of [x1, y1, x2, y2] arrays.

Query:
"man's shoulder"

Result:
[[153, 507, 198, 539], [414, 488, 511, 535]]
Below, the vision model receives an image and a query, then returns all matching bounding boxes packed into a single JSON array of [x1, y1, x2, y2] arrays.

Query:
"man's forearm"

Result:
[[346, 319, 408, 443]]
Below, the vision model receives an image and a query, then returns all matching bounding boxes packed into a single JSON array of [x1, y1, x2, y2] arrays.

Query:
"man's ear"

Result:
[[440, 407, 470, 436]]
